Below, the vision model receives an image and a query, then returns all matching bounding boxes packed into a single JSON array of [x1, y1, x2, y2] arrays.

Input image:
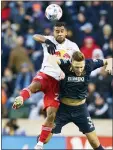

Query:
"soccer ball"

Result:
[[45, 4, 63, 21]]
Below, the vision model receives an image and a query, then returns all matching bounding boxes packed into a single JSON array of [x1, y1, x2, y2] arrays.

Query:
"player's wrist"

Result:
[[19, 96, 24, 102]]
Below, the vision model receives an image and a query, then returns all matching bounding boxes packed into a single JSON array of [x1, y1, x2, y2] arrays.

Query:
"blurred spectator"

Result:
[[93, 67, 113, 100], [25, 27, 36, 49], [88, 93, 109, 119], [2, 68, 16, 98], [103, 38, 113, 58], [29, 98, 46, 119], [87, 82, 96, 105], [73, 12, 87, 46], [86, 1, 110, 28], [81, 37, 100, 58], [1, 1, 11, 21], [2, 119, 26, 135], [19, 2, 49, 34], [76, 12, 87, 29], [92, 48, 104, 59], [1, 88, 7, 106], [8, 36, 34, 73], [13, 63, 34, 97], [4, 28, 17, 49], [1, 88, 8, 118], [32, 50, 43, 71], [80, 22, 93, 37], [90, 48, 104, 77], [1, 37, 11, 76], [108, 38, 113, 57], [99, 10, 108, 27], [44, 27, 52, 36], [26, 46, 35, 58], [9, 2, 25, 24], [2, 20, 11, 32], [66, 28, 75, 41], [96, 24, 112, 54]]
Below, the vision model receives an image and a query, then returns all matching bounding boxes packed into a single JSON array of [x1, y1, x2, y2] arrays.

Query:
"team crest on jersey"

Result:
[[67, 47, 73, 51]]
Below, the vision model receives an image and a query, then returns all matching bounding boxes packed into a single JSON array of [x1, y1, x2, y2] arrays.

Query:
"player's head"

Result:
[[71, 51, 85, 76], [53, 22, 67, 44]]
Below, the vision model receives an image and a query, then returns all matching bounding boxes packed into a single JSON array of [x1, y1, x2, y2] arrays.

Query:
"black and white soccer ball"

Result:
[[45, 4, 63, 21]]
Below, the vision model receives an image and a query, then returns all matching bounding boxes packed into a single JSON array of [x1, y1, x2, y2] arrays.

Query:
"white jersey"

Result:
[[40, 35, 80, 80]]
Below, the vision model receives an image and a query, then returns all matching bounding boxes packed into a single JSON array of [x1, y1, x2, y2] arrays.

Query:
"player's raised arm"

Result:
[[89, 57, 112, 74], [33, 34, 56, 55], [33, 34, 47, 43]]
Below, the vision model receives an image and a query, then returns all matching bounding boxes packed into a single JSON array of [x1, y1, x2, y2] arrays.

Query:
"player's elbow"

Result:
[[33, 34, 40, 41], [33, 34, 45, 43]]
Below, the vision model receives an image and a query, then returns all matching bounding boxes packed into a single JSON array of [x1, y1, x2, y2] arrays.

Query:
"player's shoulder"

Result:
[[66, 38, 80, 51], [85, 59, 102, 64], [85, 59, 92, 63], [66, 38, 77, 45], [85, 59, 93, 70]]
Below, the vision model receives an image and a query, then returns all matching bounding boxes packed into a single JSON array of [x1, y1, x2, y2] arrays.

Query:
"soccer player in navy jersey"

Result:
[[39, 51, 112, 150]]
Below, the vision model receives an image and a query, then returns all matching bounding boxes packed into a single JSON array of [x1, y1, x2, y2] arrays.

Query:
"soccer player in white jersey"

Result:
[[12, 22, 80, 149]]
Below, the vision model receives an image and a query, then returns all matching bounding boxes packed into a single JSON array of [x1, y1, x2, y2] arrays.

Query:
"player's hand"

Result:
[[59, 70, 65, 80], [12, 96, 24, 109], [105, 58, 112, 74], [45, 39, 56, 55]]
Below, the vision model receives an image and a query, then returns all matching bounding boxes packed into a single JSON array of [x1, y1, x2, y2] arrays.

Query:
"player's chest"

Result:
[[55, 44, 73, 58], [56, 43, 73, 52], [65, 73, 90, 85]]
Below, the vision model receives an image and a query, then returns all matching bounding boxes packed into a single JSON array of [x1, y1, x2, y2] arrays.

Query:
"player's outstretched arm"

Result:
[[33, 34, 47, 43], [103, 58, 113, 74]]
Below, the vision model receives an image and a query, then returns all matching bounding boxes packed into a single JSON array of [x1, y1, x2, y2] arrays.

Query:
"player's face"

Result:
[[53, 26, 67, 43], [71, 60, 85, 76]]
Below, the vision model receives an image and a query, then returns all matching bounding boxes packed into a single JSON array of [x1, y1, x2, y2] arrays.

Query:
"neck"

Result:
[[56, 39, 65, 44]]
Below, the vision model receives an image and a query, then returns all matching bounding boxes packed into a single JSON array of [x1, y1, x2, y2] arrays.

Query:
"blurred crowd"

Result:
[[1, 1, 113, 122]]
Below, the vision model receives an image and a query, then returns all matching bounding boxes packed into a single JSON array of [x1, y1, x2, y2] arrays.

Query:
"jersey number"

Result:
[[87, 117, 94, 128], [54, 93, 59, 101]]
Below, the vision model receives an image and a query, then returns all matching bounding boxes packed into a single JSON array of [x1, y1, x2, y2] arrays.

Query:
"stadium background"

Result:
[[1, 1, 113, 149]]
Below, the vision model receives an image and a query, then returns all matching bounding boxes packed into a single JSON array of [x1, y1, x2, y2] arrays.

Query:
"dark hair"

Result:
[[72, 51, 85, 62], [54, 22, 66, 28]]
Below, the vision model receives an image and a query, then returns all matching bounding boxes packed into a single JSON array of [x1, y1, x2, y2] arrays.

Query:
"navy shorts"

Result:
[[52, 102, 95, 134]]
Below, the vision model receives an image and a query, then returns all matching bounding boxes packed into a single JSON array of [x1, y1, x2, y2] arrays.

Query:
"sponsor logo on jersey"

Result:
[[55, 50, 70, 59], [68, 77, 84, 82]]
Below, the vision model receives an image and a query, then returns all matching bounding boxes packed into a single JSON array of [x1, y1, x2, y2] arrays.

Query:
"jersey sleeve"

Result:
[[59, 59, 71, 71], [72, 43, 80, 52], [87, 59, 104, 71], [43, 35, 53, 40]]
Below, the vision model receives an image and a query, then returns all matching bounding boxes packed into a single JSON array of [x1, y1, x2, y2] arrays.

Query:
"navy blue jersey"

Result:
[[59, 59, 104, 100]]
